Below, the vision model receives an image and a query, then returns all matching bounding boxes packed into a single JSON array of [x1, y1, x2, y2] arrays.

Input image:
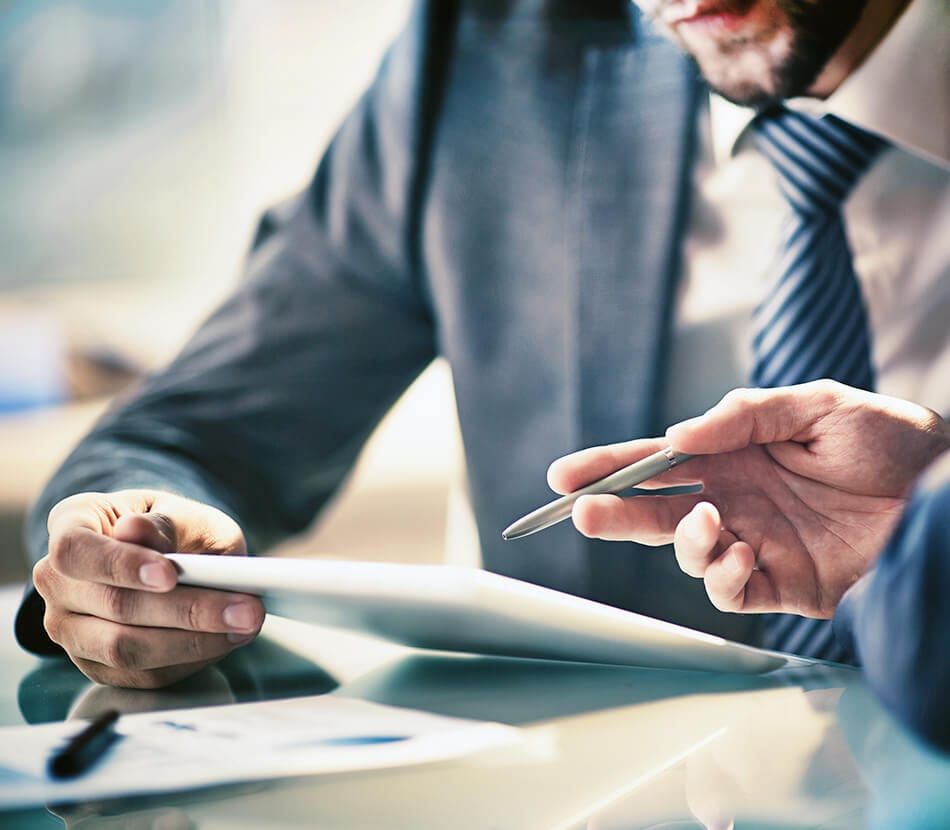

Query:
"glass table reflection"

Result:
[[1, 584, 948, 830]]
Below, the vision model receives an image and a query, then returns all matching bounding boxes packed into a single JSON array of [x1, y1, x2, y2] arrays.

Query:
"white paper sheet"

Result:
[[0, 696, 519, 808]]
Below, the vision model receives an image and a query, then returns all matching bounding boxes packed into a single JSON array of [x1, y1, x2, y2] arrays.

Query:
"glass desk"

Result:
[[1, 583, 948, 829]]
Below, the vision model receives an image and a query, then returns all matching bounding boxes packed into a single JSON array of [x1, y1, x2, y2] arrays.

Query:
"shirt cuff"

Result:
[[832, 570, 873, 662]]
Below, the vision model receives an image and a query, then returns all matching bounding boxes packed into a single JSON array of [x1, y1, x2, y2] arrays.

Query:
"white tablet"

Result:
[[167, 554, 806, 674]]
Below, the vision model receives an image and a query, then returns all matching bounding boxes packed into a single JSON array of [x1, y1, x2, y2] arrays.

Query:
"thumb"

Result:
[[112, 512, 178, 553]]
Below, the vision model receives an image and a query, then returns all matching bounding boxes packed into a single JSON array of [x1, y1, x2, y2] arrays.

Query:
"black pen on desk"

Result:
[[503, 447, 694, 540], [48, 709, 122, 779]]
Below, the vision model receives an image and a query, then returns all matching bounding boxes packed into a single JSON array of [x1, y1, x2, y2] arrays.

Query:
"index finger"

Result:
[[547, 437, 671, 494], [664, 381, 853, 456], [47, 523, 178, 592]]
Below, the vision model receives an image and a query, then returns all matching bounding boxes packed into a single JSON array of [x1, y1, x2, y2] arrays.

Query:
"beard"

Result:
[[643, 1, 870, 107]]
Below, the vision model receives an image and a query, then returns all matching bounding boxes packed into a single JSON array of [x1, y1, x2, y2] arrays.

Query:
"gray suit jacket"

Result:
[[17, 0, 761, 654]]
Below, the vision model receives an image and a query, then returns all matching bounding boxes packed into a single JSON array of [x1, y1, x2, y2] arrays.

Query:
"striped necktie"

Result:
[[751, 108, 886, 663]]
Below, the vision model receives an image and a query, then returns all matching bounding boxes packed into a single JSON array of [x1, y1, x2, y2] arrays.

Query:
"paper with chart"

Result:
[[0, 696, 519, 808]]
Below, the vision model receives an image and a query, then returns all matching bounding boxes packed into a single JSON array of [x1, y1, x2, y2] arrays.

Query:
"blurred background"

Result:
[[0, 0, 478, 584]]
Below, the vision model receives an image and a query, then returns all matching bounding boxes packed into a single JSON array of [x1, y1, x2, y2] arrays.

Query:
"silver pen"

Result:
[[502, 447, 694, 540]]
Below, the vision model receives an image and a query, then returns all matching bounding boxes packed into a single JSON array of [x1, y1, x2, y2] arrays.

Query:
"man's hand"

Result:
[[32, 490, 265, 689], [548, 381, 950, 618]]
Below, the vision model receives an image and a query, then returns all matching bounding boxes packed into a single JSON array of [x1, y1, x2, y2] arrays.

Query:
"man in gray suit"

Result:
[[16, 0, 949, 687]]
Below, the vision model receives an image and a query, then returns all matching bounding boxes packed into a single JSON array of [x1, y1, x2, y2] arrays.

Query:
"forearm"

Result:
[[16, 274, 435, 656], [15, 1, 448, 656]]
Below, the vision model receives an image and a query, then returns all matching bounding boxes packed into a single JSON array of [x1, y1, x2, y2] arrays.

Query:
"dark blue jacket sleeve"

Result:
[[834, 450, 950, 752], [15, 1, 458, 655]]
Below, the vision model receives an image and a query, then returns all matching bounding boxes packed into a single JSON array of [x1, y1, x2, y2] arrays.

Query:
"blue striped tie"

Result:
[[751, 108, 886, 662]]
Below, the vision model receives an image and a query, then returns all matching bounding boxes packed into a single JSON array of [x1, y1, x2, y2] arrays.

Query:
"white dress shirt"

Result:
[[661, 0, 950, 427]]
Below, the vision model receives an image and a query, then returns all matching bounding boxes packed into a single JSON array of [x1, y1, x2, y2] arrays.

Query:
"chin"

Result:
[[693, 25, 826, 106], [693, 50, 788, 106], [708, 82, 784, 109], [664, 0, 869, 106]]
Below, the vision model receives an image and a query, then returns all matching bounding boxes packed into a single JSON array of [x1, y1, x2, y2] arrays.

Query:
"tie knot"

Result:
[[753, 108, 886, 215]]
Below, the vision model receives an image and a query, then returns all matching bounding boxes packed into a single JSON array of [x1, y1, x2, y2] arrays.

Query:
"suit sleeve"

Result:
[[834, 449, 950, 752], [15, 1, 459, 655]]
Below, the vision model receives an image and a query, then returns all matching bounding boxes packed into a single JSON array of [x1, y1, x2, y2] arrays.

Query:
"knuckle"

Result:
[[811, 378, 839, 395], [43, 609, 66, 645], [47, 528, 79, 572], [103, 631, 142, 670], [721, 387, 751, 407], [721, 388, 756, 417], [800, 378, 844, 413], [73, 660, 157, 690], [73, 658, 110, 686], [32, 558, 53, 596], [101, 585, 135, 622], [184, 597, 208, 632], [102, 545, 128, 586]]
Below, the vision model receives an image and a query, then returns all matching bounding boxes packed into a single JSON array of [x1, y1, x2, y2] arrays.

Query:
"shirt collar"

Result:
[[710, 0, 949, 168]]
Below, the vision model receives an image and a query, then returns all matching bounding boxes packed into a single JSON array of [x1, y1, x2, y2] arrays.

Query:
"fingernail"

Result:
[[139, 563, 171, 589], [223, 602, 257, 632], [227, 632, 256, 645]]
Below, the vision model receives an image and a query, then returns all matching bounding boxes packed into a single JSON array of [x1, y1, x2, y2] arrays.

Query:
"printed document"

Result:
[[0, 695, 519, 808]]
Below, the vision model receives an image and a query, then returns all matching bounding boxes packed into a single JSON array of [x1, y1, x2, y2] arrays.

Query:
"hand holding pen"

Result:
[[506, 382, 950, 619], [503, 446, 694, 540]]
